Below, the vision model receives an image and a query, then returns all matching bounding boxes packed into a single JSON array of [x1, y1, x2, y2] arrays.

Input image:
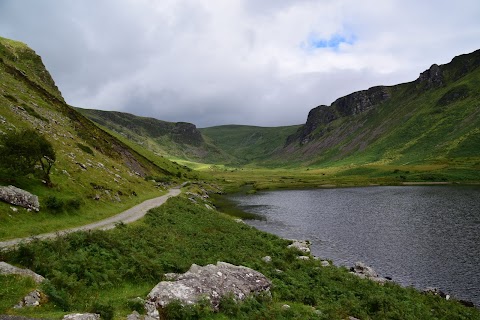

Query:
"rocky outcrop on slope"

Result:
[[0, 186, 40, 211], [416, 64, 444, 90], [0, 262, 45, 283], [350, 261, 390, 284], [145, 262, 271, 319], [287, 86, 390, 145], [171, 122, 204, 146]]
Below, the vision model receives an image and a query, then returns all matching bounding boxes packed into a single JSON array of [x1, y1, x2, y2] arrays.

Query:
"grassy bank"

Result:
[[181, 161, 480, 193], [0, 177, 167, 240], [1, 196, 478, 319]]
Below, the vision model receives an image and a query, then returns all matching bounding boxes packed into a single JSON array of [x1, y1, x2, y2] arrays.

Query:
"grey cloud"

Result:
[[1, 0, 479, 128]]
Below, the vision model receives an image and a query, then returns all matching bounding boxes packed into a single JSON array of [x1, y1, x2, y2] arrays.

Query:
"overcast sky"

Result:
[[1, 0, 479, 127]]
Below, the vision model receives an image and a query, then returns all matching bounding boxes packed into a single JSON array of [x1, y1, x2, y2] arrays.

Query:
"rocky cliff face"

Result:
[[287, 49, 480, 148], [287, 86, 391, 145], [171, 122, 204, 146]]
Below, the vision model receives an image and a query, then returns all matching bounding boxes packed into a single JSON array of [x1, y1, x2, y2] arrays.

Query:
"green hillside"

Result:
[[200, 124, 301, 165], [0, 36, 190, 240], [77, 108, 231, 163], [270, 50, 480, 181]]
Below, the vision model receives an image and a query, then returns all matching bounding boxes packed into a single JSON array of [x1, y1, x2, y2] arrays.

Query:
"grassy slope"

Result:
[[276, 51, 480, 183], [77, 108, 231, 164], [2, 195, 478, 319], [0, 37, 191, 240], [200, 124, 301, 165]]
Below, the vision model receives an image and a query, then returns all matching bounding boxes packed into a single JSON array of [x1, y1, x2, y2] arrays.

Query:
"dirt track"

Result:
[[0, 188, 181, 250]]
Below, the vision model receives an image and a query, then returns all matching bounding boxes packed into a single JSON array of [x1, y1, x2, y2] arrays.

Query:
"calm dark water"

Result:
[[228, 186, 480, 306]]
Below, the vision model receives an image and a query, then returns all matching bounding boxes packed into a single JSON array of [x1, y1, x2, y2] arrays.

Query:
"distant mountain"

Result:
[[78, 49, 480, 176], [278, 49, 480, 170], [77, 108, 230, 163]]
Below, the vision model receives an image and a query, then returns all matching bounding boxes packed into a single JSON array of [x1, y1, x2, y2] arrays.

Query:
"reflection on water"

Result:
[[229, 186, 480, 306]]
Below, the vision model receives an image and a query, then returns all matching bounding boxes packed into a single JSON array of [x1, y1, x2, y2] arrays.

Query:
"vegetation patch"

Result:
[[76, 142, 94, 155], [1, 197, 478, 319], [437, 84, 471, 106]]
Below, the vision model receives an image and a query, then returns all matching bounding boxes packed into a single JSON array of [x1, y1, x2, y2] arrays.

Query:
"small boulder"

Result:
[[145, 262, 271, 318], [287, 239, 310, 253], [0, 261, 45, 283], [350, 262, 389, 284], [350, 261, 378, 278], [296, 255, 310, 261], [0, 185, 39, 211], [14, 290, 43, 308], [320, 260, 330, 267], [261, 256, 272, 263]]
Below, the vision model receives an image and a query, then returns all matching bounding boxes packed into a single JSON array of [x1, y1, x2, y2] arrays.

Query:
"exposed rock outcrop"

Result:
[[14, 290, 44, 309], [416, 64, 444, 90], [0, 185, 40, 211], [350, 261, 390, 284], [0, 261, 45, 283], [171, 122, 203, 146], [287, 239, 311, 253], [145, 262, 271, 318], [286, 86, 390, 145]]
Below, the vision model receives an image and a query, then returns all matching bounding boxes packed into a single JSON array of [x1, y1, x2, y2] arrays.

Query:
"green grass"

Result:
[[0, 274, 37, 312], [1, 196, 478, 319], [200, 124, 301, 165]]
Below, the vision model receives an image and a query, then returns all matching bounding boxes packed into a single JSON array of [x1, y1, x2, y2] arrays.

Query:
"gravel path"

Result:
[[0, 188, 181, 250]]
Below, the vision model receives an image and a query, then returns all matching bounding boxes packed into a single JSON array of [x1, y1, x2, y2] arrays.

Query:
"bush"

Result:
[[76, 143, 94, 155], [45, 196, 64, 212], [0, 129, 55, 185], [91, 302, 114, 320], [66, 198, 82, 210]]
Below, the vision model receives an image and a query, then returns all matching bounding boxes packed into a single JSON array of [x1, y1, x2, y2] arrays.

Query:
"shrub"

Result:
[[91, 302, 114, 320], [66, 198, 82, 211], [0, 129, 56, 185], [76, 143, 94, 155], [45, 196, 64, 212]]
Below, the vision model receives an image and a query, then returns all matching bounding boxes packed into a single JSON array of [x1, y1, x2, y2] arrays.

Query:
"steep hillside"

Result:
[[280, 49, 480, 178], [0, 36, 190, 239], [200, 124, 301, 165], [77, 108, 230, 163]]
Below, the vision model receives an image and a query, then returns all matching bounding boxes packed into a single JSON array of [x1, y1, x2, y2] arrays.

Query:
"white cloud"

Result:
[[0, 0, 479, 127]]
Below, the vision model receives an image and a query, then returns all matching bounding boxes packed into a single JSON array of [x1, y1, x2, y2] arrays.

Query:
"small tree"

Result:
[[0, 129, 56, 185]]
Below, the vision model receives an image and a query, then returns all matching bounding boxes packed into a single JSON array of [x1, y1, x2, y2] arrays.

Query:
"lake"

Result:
[[228, 186, 480, 306]]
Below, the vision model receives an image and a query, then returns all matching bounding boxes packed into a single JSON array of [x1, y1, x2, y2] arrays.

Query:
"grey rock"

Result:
[[351, 261, 378, 278], [163, 273, 179, 281], [417, 64, 444, 89], [126, 311, 141, 320], [14, 290, 42, 308], [320, 260, 331, 267], [76, 162, 87, 170], [261, 256, 272, 263], [0, 262, 45, 283], [146, 262, 271, 318], [296, 255, 310, 261], [350, 261, 389, 284], [281, 304, 290, 310], [0, 186, 39, 212], [62, 314, 100, 320], [287, 239, 310, 253]]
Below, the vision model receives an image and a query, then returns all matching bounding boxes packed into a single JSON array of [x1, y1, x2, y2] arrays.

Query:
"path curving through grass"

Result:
[[0, 188, 181, 250]]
